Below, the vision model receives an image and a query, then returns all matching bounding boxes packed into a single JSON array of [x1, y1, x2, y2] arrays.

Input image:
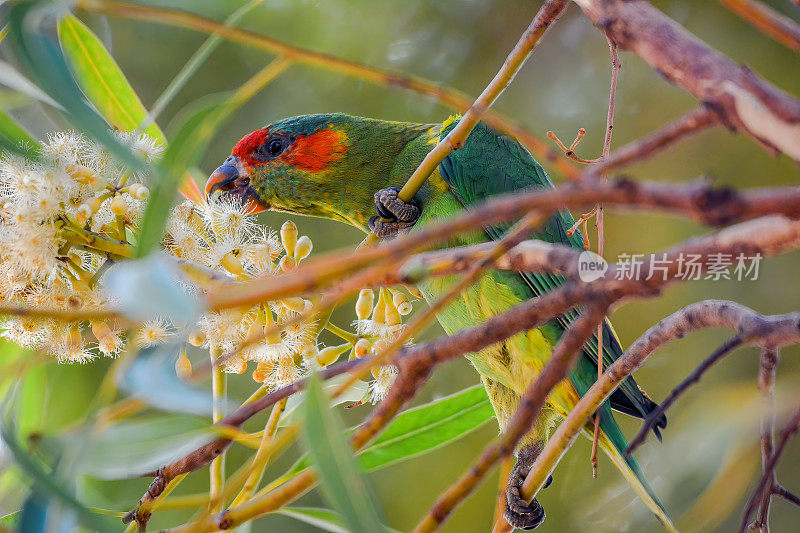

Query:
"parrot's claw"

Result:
[[504, 447, 552, 530], [374, 187, 421, 223]]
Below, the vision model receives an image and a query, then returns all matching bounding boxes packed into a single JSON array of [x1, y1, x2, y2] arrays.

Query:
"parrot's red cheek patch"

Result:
[[283, 128, 347, 172]]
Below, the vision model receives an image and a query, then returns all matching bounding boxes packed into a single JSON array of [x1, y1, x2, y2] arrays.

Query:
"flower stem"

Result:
[[209, 348, 226, 512], [231, 397, 288, 506]]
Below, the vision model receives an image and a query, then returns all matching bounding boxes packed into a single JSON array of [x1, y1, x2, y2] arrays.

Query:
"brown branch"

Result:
[[720, 0, 800, 54], [740, 404, 800, 532], [590, 106, 720, 174], [573, 0, 800, 162], [208, 178, 800, 311]]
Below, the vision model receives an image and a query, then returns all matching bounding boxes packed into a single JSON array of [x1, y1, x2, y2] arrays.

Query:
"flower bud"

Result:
[[188, 330, 206, 346], [110, 195, 128, 216], [253, 362, 269, 383], [280, 220, 298, 256], [281, 297, 305, 313], [91, 321, 112, 341], [279, 255, 296, 272], [355, 289, 374, 321], [373, 289, 387, 324], [392, 290, 412, 315], [175, 349, 192, 379], [294, 235, 313, 261], [384, 293, 401, 327], [354, 338, 372, 358], [221, 251, 243, 275], [316, 343, 350, 367], [130, 183, 150, 200]]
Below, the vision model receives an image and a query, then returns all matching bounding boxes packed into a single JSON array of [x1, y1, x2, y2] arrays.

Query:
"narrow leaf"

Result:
[[57, 14, 164, 143], [67, 415, 213, 479], [276, 507, 348, 533], [288, 384, 493, 475], [357, 384, 493, 470], [302, 373, 384, 533]]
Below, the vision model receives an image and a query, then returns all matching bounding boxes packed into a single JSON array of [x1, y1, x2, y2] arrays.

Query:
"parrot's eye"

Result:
[[253, 135, 290, 161], [267, 139, 283, 156]]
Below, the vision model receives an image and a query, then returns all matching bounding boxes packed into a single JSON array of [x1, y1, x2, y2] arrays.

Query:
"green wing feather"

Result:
[[438, 119, 666, 435]]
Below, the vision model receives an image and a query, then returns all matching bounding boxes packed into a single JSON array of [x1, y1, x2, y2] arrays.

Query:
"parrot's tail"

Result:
[[597, 409, 677, 532]]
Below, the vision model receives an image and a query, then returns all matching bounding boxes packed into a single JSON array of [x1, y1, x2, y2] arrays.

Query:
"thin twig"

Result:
[[754, 346, 779, 532], [626, 335, 744, 455], [740, 404, 800, 532], [590, 106, 720, 175]]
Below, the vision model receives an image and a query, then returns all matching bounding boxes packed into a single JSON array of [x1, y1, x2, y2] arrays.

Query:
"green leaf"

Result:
[[65, 415, 214, 479], [288, 384, 493, 475], [302, 373, 384, 533], [276, 507, 348, 533], [359, 384, 493, 470], [0, 419, 116, 531], [280, 374, 368, 427], [57, 14, 164, 143]]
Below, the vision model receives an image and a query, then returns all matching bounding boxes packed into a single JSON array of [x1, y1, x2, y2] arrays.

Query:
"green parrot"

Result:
[[205, 113, 672, 531]]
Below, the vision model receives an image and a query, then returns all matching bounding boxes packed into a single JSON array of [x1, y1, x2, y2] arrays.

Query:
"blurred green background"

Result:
[[3, 0, 800, 531]]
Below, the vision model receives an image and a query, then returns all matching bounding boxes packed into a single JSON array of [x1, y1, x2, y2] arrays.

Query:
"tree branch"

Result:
[[573, 0, 800, 161]]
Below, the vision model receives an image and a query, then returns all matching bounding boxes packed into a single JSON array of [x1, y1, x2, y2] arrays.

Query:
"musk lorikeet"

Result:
[[206, 113, 672, 531]]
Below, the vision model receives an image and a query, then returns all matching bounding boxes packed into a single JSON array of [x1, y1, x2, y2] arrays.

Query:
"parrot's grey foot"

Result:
[[504, 447, 552, 530], [374, 187, 421, 222]]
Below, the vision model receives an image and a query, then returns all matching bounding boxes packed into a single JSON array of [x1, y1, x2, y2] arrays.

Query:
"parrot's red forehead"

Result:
[[232, 127, 348, 172], [232, 128, 270, 160]]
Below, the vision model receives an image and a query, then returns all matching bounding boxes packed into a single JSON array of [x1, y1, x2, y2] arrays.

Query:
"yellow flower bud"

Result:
[[316, 343, 350, 366], [384, 294, 401, 327], [280, 220, 298, 256], [355, 289, 374, 321], [253, 362, 269, 383], [354, 338, 372, 358], [110, 195, 128, 216], [392, 290, 412, 315], [372, 289, 387, 324], [130, 183, 150, 200], [221, 251, 243, 275], [280, 297, 305, 313], [68, 325, 82, 347], [90, 321, 112, 341], [188, 330, 206, 346], [294, 235, 313, 261], [175, 349, 192, 379], [279, 255, 296, 272]]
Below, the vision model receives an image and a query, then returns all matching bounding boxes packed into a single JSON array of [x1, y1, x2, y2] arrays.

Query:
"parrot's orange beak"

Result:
[[205, 155, 268, 214]]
